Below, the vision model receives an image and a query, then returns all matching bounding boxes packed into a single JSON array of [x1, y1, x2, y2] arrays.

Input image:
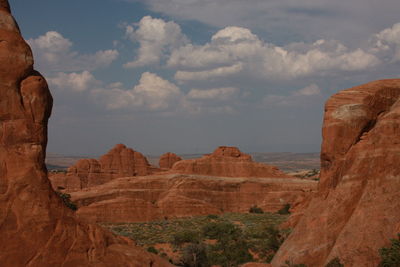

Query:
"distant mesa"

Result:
[[159, 152, 182, 169], [171, 146, 290, 178], [51, 144, 152, 191]]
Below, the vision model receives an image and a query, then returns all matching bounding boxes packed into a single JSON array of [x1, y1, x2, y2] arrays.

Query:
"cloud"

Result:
[[28, 31, 119, 73], [127, 0, 400, 47], [123, 16, 188, 68], [262, 84, 322, 107], [168, 26, 380, 81], [370, 23, 400, 62], [48, 71, 99, 92], [175, 63, 243, 82], [92, 72, 182, 111], [187, 87, 239, 100]]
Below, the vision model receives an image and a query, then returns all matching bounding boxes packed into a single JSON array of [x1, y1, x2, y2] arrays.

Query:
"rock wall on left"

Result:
[[0, 1, 171, 266]]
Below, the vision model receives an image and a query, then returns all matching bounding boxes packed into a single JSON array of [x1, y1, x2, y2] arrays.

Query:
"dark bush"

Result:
[[206, 214, 219, 220], [147, 246, 159, 254], [249, 205, 264, 214], [379, 234, 400, 267], [325, 257, 344, 267], [56, 191, 77, 211], [207, 237, 253, 267], [278, 203, 291, 215]]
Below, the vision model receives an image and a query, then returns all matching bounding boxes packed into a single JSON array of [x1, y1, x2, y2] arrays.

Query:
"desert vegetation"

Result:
[[102, 212, 289, 266], [379, 234, 400, 267]]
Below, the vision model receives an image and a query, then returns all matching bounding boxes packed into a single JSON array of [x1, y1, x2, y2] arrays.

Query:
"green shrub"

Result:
[[206, 214, 219, 220], [147, 246, 159, 254], [325, 257, 344, 267], [202, 221, 241, 240], [56, 191, 77, 211], [172, 230, 200, 246], [249, 205, 264, 214], [278, 203, 291, 215], [379, 234, 400, 267], [207, 237, 253, 267]]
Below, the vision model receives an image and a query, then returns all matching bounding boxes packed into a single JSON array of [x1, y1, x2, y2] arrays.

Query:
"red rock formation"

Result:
[[69, 174, 317, 223], [171, 146, 289, 178], [159, 152, 182, 169], [0, 2, 171, 266], [272, 79, 400, 267], [62, 144, 151, 189]]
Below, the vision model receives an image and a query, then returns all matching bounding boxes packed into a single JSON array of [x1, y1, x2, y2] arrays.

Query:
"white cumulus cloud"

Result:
[[48, 71, 99, 92], [92, 72, 182, 111], [124, 16, 188, 68], [168, 26, 380, 81], [28, 31, 119, 73]]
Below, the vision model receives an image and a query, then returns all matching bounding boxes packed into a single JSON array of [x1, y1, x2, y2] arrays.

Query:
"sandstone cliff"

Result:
[[272, 79, 400, 267], [159, 152, 182, 169], [0, 2, 170, 266], [172, 146, 289, 178]]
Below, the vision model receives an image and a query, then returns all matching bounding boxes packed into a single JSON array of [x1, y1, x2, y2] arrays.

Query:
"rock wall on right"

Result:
[[272, 79, 400, 267]]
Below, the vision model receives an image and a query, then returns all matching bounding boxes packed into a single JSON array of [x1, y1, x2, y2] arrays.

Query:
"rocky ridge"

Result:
[[171, 146, 290, 178]]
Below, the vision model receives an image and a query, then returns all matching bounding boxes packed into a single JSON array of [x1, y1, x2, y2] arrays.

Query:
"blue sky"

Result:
[[11, 0, 400, 156]]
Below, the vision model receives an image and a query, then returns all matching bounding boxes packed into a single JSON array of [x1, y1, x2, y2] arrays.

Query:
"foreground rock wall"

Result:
[[272, 79, 400, 267], [0, 2, 170, 266], [172, 146, 289, 178], [70, 174, 317, 223]]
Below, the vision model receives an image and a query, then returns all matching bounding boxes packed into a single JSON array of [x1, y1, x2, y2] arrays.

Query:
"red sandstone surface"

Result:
[[69, 174, 316, 223], [272, 79, 400, 267], [0, 2, 171, 266], [159, 152, 182, 169], [171, 146, 290, 178]]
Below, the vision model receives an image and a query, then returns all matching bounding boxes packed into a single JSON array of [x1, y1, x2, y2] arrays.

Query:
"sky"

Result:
[[11, 0, 400, 156]]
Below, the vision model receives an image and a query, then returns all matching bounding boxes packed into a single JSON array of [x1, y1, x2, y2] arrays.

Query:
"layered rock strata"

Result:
[[0, 2, 170, 266], [70, 174, 317, 223]]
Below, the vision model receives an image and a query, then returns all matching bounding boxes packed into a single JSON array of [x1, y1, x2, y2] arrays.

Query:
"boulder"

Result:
[[0, 2, 171, 266], [272, 79, 400, 267], [171, 146, 289, 178], [159, 152, 182, 169]]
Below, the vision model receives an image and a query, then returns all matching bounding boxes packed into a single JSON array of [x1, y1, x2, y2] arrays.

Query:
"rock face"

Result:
[[172, 146, 289, 178], [272, 79, 400, 267], [56, 144, 152, 190], [0, 2, 170, 266], [159, 152, 182, 169], [70, 174, 317, 223]]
